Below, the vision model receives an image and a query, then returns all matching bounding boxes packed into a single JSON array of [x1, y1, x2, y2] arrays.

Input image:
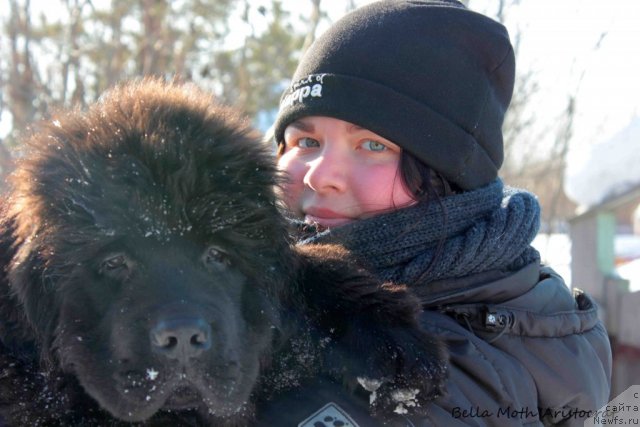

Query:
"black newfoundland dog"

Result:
[[0, 79, 446, 426]]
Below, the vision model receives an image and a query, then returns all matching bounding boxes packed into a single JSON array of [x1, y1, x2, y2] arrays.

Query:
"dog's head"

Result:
[[4, 78, 292, 421]]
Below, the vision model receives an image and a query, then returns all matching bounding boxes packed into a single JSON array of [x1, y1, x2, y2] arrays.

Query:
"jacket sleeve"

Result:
[[415, 273, 612, 427], [480, 270, 612, 426], [411, 311, 544, 427]]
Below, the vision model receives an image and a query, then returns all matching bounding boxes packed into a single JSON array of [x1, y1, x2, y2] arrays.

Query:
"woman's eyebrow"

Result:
[[288, 120, 314, 132]]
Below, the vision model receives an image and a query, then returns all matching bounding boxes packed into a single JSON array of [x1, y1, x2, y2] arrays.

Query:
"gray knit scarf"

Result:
[[296, 179, 541, 287]]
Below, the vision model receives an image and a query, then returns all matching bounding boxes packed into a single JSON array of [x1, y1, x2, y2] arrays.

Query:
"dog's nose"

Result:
[[150, 318, 212, 362]]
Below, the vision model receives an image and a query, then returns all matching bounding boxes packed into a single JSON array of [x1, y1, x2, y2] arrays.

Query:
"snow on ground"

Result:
[[532, 234, 572, 286], [618, 260, 640, 292], [616, 234, 640, 261], [531, 233, 640, 291], [614, 235, 640, 292]]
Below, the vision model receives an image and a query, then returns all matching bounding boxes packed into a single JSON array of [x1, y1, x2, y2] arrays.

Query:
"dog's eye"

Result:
[[100, 254, 128, 272], [203, 246, 231, 267]]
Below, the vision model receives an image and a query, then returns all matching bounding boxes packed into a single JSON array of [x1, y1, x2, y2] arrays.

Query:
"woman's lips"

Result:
[[304, 207, 354, 228]]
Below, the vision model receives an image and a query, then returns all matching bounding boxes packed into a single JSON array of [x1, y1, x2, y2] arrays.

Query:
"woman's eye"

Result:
[[297, 137, 320, 148], [362, 140, 388, 152]]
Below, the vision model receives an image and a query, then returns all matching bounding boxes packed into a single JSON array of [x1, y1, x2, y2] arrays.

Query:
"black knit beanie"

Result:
[[273, 0, 515, 190]]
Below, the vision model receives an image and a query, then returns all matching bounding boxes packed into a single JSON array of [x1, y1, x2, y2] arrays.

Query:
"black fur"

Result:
[[0, 79, 447, 426]]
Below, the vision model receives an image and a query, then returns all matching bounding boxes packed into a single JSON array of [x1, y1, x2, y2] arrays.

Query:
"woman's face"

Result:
[[277, 116, 415, 229]]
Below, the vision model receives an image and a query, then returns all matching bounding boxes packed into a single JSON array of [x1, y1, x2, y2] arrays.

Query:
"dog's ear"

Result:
[[0, 211, 39, 355], [292, 243, 448, 416]]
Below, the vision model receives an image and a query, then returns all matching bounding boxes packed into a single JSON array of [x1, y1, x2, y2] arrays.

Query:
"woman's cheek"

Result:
[[354, 162, 414, 213], [392, 178, 416, 207]]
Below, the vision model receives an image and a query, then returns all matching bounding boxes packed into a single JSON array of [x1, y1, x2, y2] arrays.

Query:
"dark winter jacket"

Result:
[[257, 261, 612, 426]]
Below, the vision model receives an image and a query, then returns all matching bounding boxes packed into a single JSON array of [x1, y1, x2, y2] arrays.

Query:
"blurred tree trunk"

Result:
[[7, 0, 39, 138], [236, 0, 253, 108], [545, 96, 575, 231], [300, 0, 321, 53], [0, 140, 12, 184], [61, 0, 90, 107], [100, 0, 131, 89], [138, 0, 169, 76]]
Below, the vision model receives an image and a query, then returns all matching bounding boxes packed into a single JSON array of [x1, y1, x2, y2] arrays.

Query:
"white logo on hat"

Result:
[[281, 74, 326, 108]]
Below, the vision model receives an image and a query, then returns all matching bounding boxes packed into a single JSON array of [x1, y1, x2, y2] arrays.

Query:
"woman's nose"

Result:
[[303, 145, 348, 194]]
